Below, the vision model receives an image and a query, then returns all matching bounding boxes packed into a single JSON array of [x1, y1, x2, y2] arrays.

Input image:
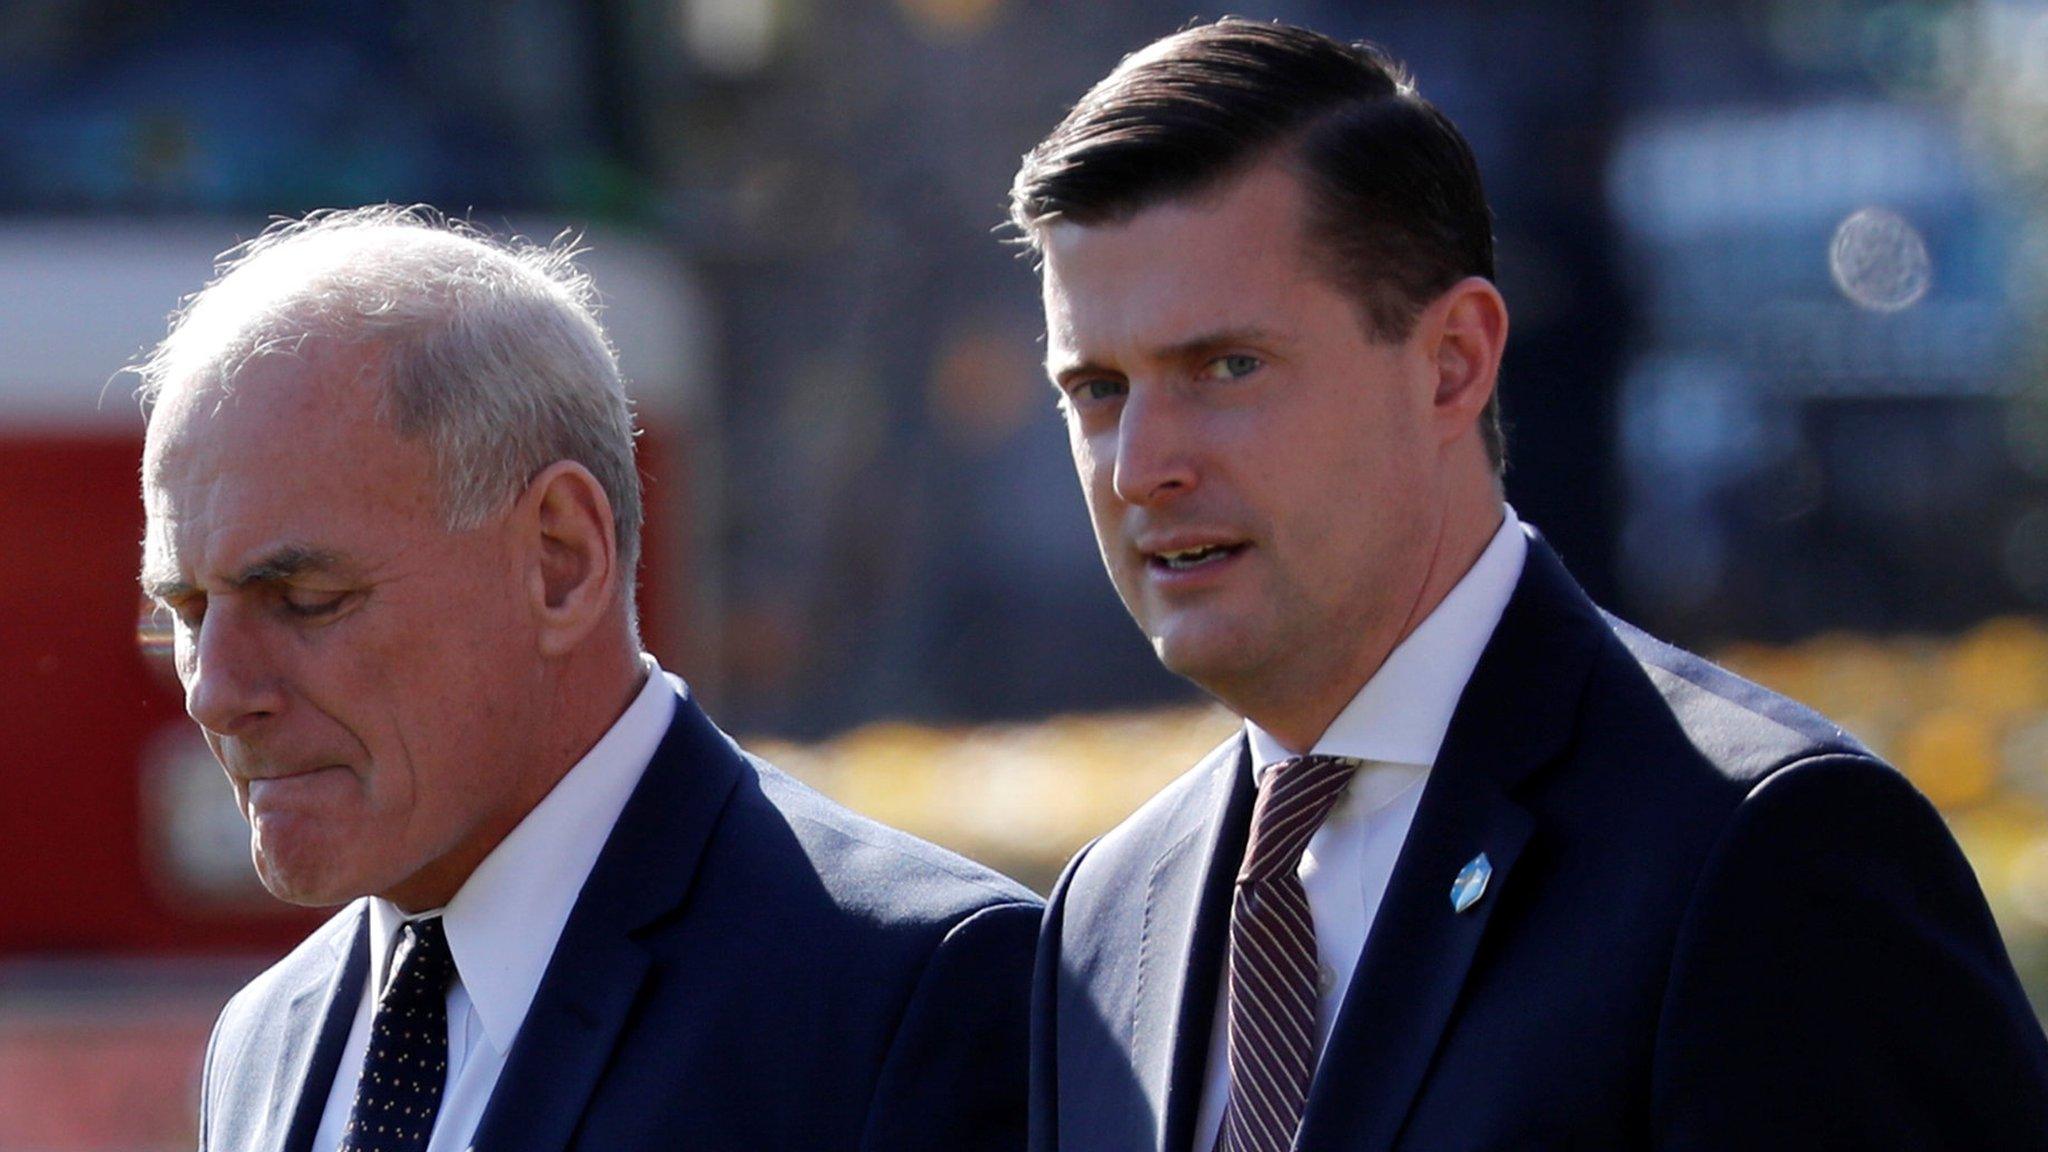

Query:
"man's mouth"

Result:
[[1149, 543, 1247, 571], [242, 765, 351, 813]]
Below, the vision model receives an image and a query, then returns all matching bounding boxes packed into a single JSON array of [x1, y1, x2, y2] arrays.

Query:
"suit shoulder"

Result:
[[742, 753, 1041, 919], [1596, 611, 1874, 787]]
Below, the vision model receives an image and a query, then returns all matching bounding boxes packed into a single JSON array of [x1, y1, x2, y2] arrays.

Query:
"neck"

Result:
[[382, 637, 647, 913], [1245, 474, 1504, 752], [537, 639, 649, 785]]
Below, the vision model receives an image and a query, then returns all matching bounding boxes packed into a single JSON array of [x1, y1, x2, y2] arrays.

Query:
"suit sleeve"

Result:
[[1653, 753, 2048, 1149], [859, 898, 1042, 1152]]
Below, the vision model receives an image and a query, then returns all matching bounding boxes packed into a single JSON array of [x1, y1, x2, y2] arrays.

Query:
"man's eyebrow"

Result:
[[1045, 353, 1103, 387], [232, 545, 348, 587], [140, 544, 349, 602], [1156, 326, 1283, 360]]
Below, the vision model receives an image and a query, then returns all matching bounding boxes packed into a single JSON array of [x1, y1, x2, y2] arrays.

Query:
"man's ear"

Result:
[[1422, 275, 1509, 445], [517, 460, 619, 658]]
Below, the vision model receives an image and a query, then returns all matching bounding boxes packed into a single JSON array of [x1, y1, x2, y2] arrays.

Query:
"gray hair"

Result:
[[136, 204, 644, 582]]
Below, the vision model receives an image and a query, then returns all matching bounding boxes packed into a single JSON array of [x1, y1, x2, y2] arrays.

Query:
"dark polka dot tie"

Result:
[[340, 916, 457, 1152]]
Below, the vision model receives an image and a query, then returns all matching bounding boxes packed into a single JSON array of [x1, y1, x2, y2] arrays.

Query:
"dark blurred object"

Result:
[[1609, 65, 2046, 644], [0, 0, 644, 217]]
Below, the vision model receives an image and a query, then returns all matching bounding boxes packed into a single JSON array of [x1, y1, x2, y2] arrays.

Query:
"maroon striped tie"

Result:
[[1215, 754, 1362, 1152]]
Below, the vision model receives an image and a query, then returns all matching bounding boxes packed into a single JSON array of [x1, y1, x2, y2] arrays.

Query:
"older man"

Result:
[[1012, 19, 2048, 1152], [139, 207, 1036, 1152]]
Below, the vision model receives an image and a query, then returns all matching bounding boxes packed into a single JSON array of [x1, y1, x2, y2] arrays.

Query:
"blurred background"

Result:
[[3, 0, 2047, 1145]]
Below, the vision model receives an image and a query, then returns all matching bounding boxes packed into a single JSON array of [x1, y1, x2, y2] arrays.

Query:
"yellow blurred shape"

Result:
[[2006, 712, 2048, 796], [1813, 632, 1935, 723], [1949, 795, 2048, 883], [1719, 633, 1915, 756], [1943, 617, 2048, 722], [2010, 835, 2048, 931], [750, 705, 1236, 887], [1901, 707, 2001, 809], [749, 619, 2048, 890]]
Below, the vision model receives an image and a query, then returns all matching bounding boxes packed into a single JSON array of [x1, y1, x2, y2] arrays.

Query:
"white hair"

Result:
[[136, 205, 643, 581]]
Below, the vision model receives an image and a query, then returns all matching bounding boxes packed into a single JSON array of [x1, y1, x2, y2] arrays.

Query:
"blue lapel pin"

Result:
[[1450, 852, 1492, 914]]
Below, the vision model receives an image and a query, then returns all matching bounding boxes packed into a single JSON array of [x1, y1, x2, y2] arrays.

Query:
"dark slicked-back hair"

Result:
[[1010, 18, 1505, 470]]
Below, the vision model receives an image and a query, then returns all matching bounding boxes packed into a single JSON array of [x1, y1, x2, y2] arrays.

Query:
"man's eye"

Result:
[[1068, 378, 1127, 404], [281, 591, 349, 619], [165, 597, 204, 629], [1202, 354, 1261, 380]]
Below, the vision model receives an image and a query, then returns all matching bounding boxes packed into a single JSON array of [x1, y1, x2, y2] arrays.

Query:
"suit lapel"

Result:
[[278, 906, 369, 1152], [469, 690, 744, 1152], [1155, 742, 1255, 1152], [1298, 535, 1603, 1152], [1056, 736, 1253, 1152]]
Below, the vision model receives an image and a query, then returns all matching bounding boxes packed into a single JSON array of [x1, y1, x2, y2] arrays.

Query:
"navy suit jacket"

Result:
[[1033, 532, 2048, 1150], [198, 687, 1040, 1152]]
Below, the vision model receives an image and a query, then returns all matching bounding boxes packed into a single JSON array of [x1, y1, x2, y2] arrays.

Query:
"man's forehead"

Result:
[[137, 470, 301, 584], [150, 334, 385, 423], [147, 344, 395, 459], [1042, 230, 1300, 363], [140, 459, 379, 596], [139, 349, 432, 580]]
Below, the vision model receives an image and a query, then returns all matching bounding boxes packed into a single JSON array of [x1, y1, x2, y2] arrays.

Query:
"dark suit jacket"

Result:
[[199, 687, 1040, 1152], [1033, 532, 2048, 1151]]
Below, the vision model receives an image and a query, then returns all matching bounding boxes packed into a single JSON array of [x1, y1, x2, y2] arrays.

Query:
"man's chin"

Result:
[[251, 850, 365, 909], [1151, 628, 1262, 693]]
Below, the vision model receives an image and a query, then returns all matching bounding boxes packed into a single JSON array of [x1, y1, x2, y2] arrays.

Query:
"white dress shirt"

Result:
[[311, 656, 677, 1152], [1192, 508, 1528, 1152]]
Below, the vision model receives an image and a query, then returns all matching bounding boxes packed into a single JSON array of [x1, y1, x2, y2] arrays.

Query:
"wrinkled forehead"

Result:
[[139, 346, 438, 586]]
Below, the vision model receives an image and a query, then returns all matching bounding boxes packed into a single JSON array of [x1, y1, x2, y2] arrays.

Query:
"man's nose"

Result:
[[1110, 387, 1198, 506], [182, 606, 285, 736]]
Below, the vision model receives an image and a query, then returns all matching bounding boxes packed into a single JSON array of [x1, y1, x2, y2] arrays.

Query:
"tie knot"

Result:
[[1239, 754, 1362, 883], [386, 916, 456, 1002]]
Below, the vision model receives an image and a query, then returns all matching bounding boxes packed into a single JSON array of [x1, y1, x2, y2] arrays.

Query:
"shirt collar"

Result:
[[367, 654, 678, 1048], [1246, 505, 1527, 775]]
